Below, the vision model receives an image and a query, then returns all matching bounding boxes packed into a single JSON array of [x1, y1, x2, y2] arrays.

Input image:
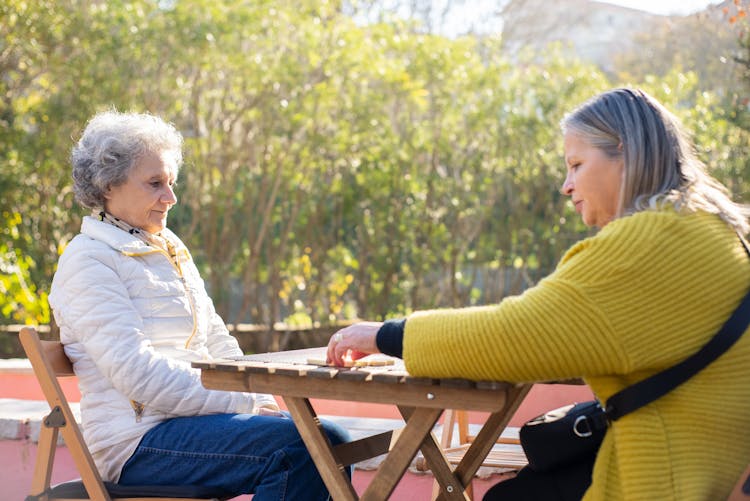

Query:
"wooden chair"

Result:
[[19, 326, 224, 501], [729, 463, 750, 500]]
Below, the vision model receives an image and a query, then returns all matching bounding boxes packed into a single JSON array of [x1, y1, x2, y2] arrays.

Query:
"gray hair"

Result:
[[561, 88, 750, 234], [71, 111, 183, 209]]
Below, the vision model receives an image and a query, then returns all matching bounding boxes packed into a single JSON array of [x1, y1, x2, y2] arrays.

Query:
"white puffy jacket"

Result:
[[49, 216, 277, 481]]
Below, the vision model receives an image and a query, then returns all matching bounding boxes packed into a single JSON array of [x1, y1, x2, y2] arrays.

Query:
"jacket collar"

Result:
[[81, 216, 182, 256]]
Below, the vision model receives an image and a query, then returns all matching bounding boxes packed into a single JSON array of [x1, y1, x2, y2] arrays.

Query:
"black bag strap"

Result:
[[605, 234, 750, 422]]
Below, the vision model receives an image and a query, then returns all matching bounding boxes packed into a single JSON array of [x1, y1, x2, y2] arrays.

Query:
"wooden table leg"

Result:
[[401, 408, 470, 501], [436, 384, 532, 501], [360, 406, 444, 501], [284, 396, 358, 501]]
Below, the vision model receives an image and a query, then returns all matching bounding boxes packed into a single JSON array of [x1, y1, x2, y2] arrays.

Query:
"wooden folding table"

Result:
[[193, 347, 530, 501]]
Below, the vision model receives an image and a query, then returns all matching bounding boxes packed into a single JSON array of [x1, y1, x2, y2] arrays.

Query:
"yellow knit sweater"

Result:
[[403, 209, 750, 500]]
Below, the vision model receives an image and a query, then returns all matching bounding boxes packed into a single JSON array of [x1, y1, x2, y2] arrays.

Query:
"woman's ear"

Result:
[[103, 186, 113, 200]]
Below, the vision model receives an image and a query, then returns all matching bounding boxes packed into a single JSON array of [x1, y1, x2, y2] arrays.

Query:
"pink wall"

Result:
[[0, 373, 81, 401]]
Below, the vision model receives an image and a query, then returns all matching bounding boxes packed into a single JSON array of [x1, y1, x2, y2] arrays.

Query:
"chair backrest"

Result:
[[729, 463, 750, 501], [19, 326, 112, 500]]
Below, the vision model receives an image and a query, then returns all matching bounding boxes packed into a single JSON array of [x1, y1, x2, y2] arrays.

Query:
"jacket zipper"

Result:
[[130, 400, 145, 422], [122, 246, 198, 422]]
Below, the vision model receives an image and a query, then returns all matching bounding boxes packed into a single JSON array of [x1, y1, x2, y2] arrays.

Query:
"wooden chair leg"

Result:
[[457, 410, 470, 444], [30, 420, 59, 497]]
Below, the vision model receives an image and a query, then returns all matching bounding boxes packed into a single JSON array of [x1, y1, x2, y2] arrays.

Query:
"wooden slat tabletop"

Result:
[[192, 347, 515, 393]]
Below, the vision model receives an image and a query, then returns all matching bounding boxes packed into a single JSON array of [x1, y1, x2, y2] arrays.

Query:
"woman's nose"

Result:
[[561, 172, 574, 195], [163, 186, 177, 204]]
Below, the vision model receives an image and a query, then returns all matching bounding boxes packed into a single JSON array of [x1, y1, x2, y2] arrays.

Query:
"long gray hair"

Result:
[[71, 111, 183, 209], [561, 88, 750, 234]]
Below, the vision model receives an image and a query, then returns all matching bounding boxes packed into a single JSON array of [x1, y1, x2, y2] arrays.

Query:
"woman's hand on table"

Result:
[[326, 321, 382, 366]]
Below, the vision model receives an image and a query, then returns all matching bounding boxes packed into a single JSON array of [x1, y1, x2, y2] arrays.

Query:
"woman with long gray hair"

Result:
[[326, 88, 750, 500], [50, 110, 349, 500]]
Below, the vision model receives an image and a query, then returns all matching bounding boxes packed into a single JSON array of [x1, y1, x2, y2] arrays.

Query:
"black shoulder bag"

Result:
[[520, 235, 750, 474]]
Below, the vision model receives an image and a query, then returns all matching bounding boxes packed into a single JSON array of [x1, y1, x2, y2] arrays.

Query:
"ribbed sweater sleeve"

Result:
[[401, 210, 750, 393]]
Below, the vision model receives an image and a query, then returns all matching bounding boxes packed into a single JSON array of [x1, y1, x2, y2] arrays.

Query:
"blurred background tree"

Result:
[[2, 0, 749, 350]]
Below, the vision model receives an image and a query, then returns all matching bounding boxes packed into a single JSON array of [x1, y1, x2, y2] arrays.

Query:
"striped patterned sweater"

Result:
[[403, 209, 750, 500]]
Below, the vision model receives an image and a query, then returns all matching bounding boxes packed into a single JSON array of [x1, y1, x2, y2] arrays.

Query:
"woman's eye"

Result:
[[150, 181, 161, 188]]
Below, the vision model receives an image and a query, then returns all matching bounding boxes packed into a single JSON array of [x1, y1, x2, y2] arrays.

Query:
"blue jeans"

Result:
[[118, 413, 351, 500]]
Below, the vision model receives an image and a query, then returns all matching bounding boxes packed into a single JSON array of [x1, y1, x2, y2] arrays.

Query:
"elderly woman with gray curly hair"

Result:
[[49, 110, 349, 500]]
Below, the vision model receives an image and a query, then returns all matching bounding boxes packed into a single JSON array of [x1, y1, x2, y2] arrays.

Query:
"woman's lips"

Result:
[[574, 200, 583, 213]]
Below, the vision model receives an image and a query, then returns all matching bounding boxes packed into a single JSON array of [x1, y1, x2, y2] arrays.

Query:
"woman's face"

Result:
[[561, 131, 624, 228], [104, 149, 178, 234]]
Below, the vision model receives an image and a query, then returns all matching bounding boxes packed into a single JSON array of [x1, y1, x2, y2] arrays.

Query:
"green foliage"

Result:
[[0, 212, 50, 324], [2, 0, 749, 330]]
